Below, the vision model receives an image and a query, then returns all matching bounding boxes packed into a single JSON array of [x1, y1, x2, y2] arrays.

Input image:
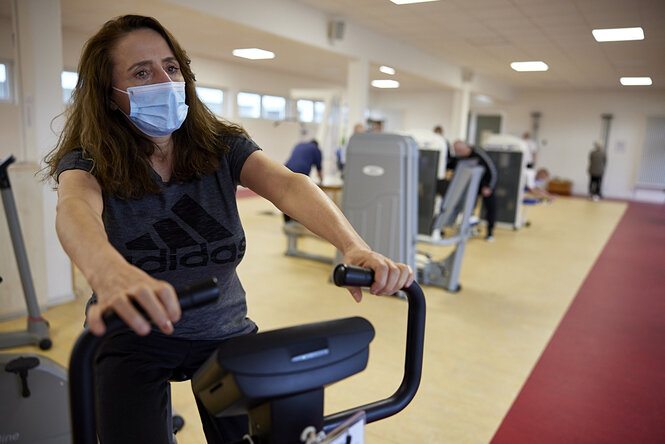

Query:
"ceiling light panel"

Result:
[[371, 79, 400, 88], [510, 61, 549, 72], [620, 77, 652, 86], [391, 0, 440, 5], [380, 65, 396, 75], [232, 48, 275, 60], [592, 27, 644, 42]]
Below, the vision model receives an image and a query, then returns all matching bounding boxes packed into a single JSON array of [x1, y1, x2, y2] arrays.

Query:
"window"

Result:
[[313, 101, 326, 123], [196, 86, 224, 116], [297, 99, 326, 123], [237, 92, 261, 118], [261, 95, 286, 120], [0, 61, 12, 103], [61, 71, 78, 103], [297, 99, 314, 122]]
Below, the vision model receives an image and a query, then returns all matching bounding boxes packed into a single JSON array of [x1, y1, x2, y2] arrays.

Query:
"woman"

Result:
[[44, 15, 413, 443]]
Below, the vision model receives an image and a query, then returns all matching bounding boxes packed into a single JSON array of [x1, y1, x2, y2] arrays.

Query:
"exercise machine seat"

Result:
[[192, 316, 375, 417]]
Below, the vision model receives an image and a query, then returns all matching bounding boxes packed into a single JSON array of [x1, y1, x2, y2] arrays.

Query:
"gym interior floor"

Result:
[[2, 193, 663, 443]]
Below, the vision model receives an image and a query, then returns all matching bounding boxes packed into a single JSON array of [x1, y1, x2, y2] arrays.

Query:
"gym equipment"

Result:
[[0, 154, 51, 350], [337, 132, 418, 272], [69, 265, 426, 444], [68, 277, 221, 444], [340, 133, 481, 292], [417, 149, 441, 235], [0, 154, 67, 443], [483, 135, 527, 230], [0, 353, 70, 443], [416, 160, 485, 292], [1, 278, 218, 444], [283, 221, 334, 264]]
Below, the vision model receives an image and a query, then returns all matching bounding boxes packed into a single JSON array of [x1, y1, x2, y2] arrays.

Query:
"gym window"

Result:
[[0, 61, 13, 103], [261, 95, 286, 120], [237, 92, 261, 118], [297, 99, 326, 123], [61, 71, 78, 103], [196, 86, 224, 116]]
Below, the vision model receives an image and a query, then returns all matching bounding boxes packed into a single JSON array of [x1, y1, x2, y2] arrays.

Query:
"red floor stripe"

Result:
[[236, 187, 258, 199], [492, 202, 665, 443]]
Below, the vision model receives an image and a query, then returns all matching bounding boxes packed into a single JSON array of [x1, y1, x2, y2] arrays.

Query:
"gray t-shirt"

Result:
[[56, 135, 260, 340]]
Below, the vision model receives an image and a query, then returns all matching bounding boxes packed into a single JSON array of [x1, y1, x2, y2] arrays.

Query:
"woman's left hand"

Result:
[[341, 248, 415, 302]]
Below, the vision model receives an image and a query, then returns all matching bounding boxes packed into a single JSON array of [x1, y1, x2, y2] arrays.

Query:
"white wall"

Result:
[[191, 55, 338, 165], [498, 90, 665, 200], [368, 88, 665, 201], [370, 89, 456, 136]]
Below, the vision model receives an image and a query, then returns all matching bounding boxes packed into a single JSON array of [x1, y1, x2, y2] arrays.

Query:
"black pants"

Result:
[[94, 331, 250, 444], [589, 175, 603, 197], [482, 192, 496, 237]]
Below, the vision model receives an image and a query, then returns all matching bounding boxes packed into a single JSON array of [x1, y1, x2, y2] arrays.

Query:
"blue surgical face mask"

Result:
[[113, 81, 188, 137]]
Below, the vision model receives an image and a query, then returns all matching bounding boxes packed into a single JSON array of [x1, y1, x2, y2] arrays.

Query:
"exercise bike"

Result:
[[69, 264, 426, 443], [0, 154, 52, 351], [0, 154, 69, 443]]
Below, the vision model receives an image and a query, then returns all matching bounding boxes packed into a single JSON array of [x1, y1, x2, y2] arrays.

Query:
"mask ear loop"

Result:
[[110, 86, 129, 112]]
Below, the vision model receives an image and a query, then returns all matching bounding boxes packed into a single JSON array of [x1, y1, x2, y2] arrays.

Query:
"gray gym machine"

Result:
[[283, 221, 334, 264], [340, 133, 482, 292], [0, 154, 71, 443], [0, 154, 51, 350], [416, 160, 484, 292]]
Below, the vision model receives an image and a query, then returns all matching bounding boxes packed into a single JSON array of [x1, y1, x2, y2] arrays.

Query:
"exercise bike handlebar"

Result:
[[0, 154, 16, 189], [324, 264, 426, 432], [68, 277, 221, 444]]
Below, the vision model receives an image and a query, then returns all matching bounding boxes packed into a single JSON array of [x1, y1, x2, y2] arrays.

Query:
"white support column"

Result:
[[346, 57, 369, 136], [450, 82, 471, 142], [15, 0, 73, 305]]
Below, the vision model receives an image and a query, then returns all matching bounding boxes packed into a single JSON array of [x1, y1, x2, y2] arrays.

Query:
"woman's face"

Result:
[[110, 28, 185, 115]]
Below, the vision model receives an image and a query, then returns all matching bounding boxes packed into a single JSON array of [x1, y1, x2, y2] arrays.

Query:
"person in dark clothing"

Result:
[[285, 139, 322, 181], [447, 140, 498, 241], [588, 141, 606, 200], [283, 139, 322, 222], [43, 15, 414, 444]]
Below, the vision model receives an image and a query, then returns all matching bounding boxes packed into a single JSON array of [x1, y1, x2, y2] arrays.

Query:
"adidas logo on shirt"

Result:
[[124, 194, 245, 273]]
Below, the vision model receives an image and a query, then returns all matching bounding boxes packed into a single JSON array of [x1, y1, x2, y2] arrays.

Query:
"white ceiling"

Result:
[[29, 0, 665, 93], [294, 0, 665, 90]]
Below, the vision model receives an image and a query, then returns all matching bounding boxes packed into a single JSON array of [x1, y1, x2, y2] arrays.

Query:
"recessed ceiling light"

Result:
[[379, 65, 396, 75], [473, 94, 493, 104], [232, 48, 275, 60], [390, 0, 440, 4], [510, 61, 549, 72], [620, 77, 652, 86], [371, 79, 400, 88], [592, 27, 644, 42]]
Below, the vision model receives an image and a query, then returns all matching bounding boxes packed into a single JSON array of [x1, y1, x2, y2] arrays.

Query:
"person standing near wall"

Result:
[[434, 125, 452, 159], [588, 141, 606, 201]]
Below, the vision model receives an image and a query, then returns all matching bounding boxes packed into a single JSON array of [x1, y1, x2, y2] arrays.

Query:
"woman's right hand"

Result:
[[86, 263, 181, 336]]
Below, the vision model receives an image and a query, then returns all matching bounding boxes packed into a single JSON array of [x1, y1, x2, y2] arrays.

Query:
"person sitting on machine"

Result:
[[525, 167, 554, 201], [43, 15, 414, 444], [446, 140, 498, 241]]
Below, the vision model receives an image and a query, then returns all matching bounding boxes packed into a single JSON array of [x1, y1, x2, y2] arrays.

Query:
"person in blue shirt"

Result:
[[285, 139, 322, 181], [283, 139, 323, 222]]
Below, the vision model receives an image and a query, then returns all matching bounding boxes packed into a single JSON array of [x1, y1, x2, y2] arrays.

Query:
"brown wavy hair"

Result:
[[44, 15, 247, 199]]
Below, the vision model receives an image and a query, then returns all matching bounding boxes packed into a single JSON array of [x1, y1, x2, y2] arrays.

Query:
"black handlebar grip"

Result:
[[333, 264, 375, 287], [0, 155, 16, 189], [177, 277, 219, 310], [69, 276, 221, 444]]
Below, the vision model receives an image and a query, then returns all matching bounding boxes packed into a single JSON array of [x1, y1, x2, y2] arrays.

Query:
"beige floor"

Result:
[[0, 195, 626, 443]]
